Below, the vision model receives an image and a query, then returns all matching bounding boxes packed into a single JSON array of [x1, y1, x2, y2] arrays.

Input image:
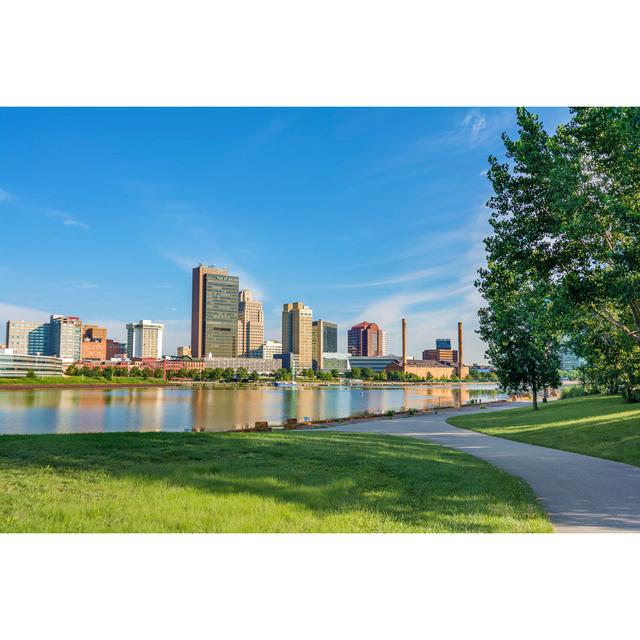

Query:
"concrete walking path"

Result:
[[325, 403, 640, 533]]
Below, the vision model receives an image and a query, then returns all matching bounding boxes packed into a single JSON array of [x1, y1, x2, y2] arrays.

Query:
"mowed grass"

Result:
[[448, 395, 640, 467], [0, 431, 551, 533]]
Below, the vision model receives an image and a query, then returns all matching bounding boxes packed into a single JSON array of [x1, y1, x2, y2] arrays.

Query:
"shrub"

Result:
[[560, 385, 601, 399]]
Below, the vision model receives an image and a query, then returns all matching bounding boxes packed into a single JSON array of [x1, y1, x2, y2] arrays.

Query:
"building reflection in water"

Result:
[[0, 384, 503, 435]]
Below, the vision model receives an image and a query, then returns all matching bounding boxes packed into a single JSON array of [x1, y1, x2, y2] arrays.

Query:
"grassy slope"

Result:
[[0, 376, 165, 385], [448, 395, 640, 467], [0, 431, 551, 533]]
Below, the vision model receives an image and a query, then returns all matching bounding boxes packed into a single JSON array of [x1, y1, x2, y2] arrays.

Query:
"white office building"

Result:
[[250, 339, 283, 359], [126, 320, 164, 359]]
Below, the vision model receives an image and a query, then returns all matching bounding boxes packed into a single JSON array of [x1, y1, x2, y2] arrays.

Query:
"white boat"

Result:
[[274, 381, 297, 388]]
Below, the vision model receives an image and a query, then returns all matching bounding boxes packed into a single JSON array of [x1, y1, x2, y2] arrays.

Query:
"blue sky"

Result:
[[0, 107, 569, 362]]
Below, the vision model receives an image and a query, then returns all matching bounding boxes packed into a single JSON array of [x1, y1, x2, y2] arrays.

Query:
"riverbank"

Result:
[[231, 399, 510, 432], [0, 376, 168, 389], [0, 376, 497, 390], [447, 394, 640, 467], [0, 429, 551, 532]]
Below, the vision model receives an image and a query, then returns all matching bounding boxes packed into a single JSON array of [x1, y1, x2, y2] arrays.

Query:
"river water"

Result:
[[0, 384, 505, 435]]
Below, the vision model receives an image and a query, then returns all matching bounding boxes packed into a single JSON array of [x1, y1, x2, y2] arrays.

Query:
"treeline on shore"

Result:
[[1, 363, 498, 386]]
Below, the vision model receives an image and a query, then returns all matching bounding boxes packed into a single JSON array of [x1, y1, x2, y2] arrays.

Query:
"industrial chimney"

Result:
[[457, 321, 465, 379], [402, 318, 407, 368]]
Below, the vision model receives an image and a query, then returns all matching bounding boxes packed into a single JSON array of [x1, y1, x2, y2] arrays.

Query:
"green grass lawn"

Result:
[[0, 376, 165, 385], [0, 431, 551, 533], [448, 395, 640, 467]]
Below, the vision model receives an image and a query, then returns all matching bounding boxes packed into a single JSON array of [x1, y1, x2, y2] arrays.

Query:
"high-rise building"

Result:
[[281, 302, 313, 369], [191, 265, 239, 358], [49, 315, 82, 361], [106, 339, 127, 360], [237, 289, 264, 356], [312, 319, 338, 371], [5, 320, 50, 355], [347, 322, 385, 357], [249, 340, 283, 359], [177, 346, 192, 358], [81, 324, 107, 361], [126, 320, 164, 359], [436, 338, 452, 350]]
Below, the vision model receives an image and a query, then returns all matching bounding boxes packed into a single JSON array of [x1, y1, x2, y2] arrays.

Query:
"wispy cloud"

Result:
[[461, 111, 487, 141], [365, 109, 514, 180], [57, 280, 98, 291], [0, 187, 12, 202], [47, 209, 90, 230], [310, 265, 450, 290]]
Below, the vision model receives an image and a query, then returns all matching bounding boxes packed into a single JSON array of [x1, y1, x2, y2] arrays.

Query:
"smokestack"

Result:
[[457, 321, 465, 379], [402, 318, 407, 367]]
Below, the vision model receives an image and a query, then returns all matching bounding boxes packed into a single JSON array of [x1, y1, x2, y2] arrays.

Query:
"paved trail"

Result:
[[326, 403, 640, 532]]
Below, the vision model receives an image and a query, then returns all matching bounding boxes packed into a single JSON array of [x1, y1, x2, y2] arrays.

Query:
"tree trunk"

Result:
[[532, 380, 539, 410]]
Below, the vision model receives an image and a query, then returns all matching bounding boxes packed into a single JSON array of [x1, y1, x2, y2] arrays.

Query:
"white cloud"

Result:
[[47, 209, 90, 230], [0, 301, 51, 326], [462, 112, 487, 141], [0, 188, 12, 202]]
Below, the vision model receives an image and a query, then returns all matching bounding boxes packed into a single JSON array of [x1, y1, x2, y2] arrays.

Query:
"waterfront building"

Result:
[[385, 359, 456, 380], [49, 315, 82, 361], [312, 319, 338, 371], [191, 264, 240, 358], [126, 320, 164, 359], [5, 320, 50, 356], [348, 355, 402, 372], [203, 355, 279, 375], [436, 338, 452, 350], [106, 339, 127, 360], [0, 347, 64, 377], [320, 352, 351, 373], [347, 322, 385, 357], [177, 346, 192, 358], [250, 339, 283, 359], [81, 324, 107, 361], [275, 352, 300, 375], [422, 348, 458, 364], [237, 289, 265, 356], [281, 302, 313, 369]]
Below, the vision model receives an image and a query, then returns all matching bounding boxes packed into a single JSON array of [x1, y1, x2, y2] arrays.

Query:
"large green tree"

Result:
[[477, 265, 561, 410], [481, 107, 640, 401]]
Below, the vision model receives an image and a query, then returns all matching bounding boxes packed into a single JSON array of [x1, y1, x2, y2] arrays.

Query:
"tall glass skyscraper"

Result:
[[312, 319, 338, 370], [191, 265, 239, 358]]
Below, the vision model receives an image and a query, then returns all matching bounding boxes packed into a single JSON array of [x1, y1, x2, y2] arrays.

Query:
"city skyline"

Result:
[[0, 107, 571, 362]]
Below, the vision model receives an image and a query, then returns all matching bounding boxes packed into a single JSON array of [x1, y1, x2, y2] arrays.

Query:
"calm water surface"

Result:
[[0, 384, 505, 435]]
